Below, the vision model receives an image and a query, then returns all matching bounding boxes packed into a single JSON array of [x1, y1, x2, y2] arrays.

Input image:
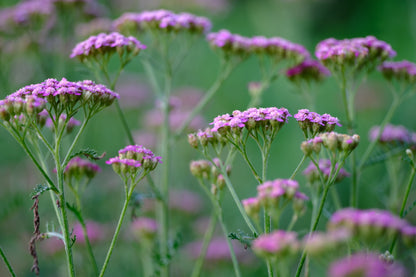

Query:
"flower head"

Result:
[[131, 217, 158, 241], [64, 156, 101, 180], [286, 59, 330, 83], [328, 252, 406, 277], [378, 60, 416, 84], [70, 32, 146, 62], [369, 124, 411, 145], [294, 109, 341, 136], [252, 230, 299, 259], [303, 159, 350, 184]]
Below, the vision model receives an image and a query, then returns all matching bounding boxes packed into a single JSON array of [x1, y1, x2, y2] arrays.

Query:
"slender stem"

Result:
[[218, 218, 242, 277], [358, 95, 401, 169], [175, 61, 235, 138], [290, 155, 306, 180], [99, 179, 138, 277], [218, 163, 258, 236], [389, 164, 416, 253], [190, 211, 217, 277], [261, 145, 273, 277], [114, 100, 135, 145], [0, 246, 16, 277], [63, 117, 90, 166]]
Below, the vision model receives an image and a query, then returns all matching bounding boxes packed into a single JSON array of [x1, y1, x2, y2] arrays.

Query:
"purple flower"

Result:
[[286, 59, 330, 82], [70, 32, 146, 60], [303, 159, 350, 184], [378, 60, 416, 83], [328, 252, 407, 277], [64, 156, 101, 180], [303, 229, 351, 256], [328, 208, 409, 241], [131, 217, 158, 241], [252, 230, 299, 258], [113, 10, 211, 34], [169, 190, 203, 215], [369, 124, 411, 144], [294, 109, 341, 135], [73, 221, 105, 245]]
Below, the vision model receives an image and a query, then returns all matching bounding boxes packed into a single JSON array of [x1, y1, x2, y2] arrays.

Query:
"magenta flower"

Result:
[[368, 124, 411, 144], [294, 109, 341, 135], [113, 10, 211, 34], [378, 60, 416, 83], [328, 252, 406, 277], [252, 230, 299, 258], [64, 156, 101, 180], [303, 159, 350, 184], [131, 217, 158, 241], [70, 32, 146, 61], [73, 221, 105, 245], [286, 59, 330, 82]]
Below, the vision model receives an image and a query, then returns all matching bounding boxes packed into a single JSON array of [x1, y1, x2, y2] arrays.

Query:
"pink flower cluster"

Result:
[[252, 230, 299, 258], [242, 179, 308, 218], [303, 159, 350, 184], [301, 132, 360, 155], [316, 36, 396, 67], [207, 29, 309, 60], [106, 144, 161, 175], [328, 208, 409, 241], [113, 10, 212, 34], [369, 124, 415, 145], [328, 252, 407, 277], [70, 32, 146, 60], [64, 156, 101, 180], [286, 59, 330, 82], [378, 60, 416, 83], [294, 109, 341, 136]]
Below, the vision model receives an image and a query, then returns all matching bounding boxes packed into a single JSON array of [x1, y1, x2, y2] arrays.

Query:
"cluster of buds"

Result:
[[70, 32, 146, 63], [286, 59, 330, 83], [303, 229, 351, 256], [252, 230, 299, 259], [303, 159, 350, 184], [0, 1, 53, 35], [328, 252, 407, 277], [190, 158, 231, 194], [64, 156, 101, 182], [131, 217, 158, 242], [0, 95, 46, 129], [369, 124, 415, 145], [44, 113, 81, 134], [113, 10, 212, 35], [242, 179, 308, 220], [294, 109, 341, 137], [316, 36, 396, 72], [301, 132, 360, 156], [106, 145, 161, 177], [378, 60, 416, 84], [207, 29, 309, 62], [328, 208, 409, 242]]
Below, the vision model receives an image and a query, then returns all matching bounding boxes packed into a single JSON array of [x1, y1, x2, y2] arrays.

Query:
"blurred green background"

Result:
[[0, 0, 416, 276]]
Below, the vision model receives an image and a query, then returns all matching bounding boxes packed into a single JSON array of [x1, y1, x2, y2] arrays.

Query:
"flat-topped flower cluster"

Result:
[[207, 29, 309, 61], [378, 60, 416, 83], [316, 36, 396, 67], [294, 109, 341, 137], [286, 59, 330, 83], [0, 78, 118, 128], [113, 9, 212, 35], [369, 123, 416, 145], [106, 144, 162, 175], [70, 32, 146, 61]]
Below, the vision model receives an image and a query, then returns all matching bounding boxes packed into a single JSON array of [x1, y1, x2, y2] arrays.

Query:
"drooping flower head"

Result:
[[70, 32, 146, 62], [328, 252, 407, 277], [113, 10, 212, 35]]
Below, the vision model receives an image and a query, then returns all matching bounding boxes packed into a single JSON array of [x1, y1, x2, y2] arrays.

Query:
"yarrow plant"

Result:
[[2, 3, 416, 277]]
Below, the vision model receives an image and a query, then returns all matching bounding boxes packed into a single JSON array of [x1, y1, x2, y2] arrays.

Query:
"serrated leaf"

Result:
[[68, 148, 106, 162], [30, 184, 52, 197]]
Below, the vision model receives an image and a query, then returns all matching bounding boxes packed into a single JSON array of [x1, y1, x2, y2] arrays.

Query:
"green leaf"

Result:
[[228, 230, 255, 248], [30, 184, 52, 197], [68, 148, 106, 162]]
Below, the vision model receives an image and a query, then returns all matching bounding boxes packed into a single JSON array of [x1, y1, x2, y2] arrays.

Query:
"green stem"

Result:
[[99, 179, 138, 277], [219, 163, 258, 236], [389, 164, 416, 253], [175, 61, 235, 139], [0, 246, 16, 277], [290, 155, 306, 180], [114, 100, 135, 145], [190, 211, 217, 277], [63, 117, 90, 166], [359, 95, 401, 169]]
